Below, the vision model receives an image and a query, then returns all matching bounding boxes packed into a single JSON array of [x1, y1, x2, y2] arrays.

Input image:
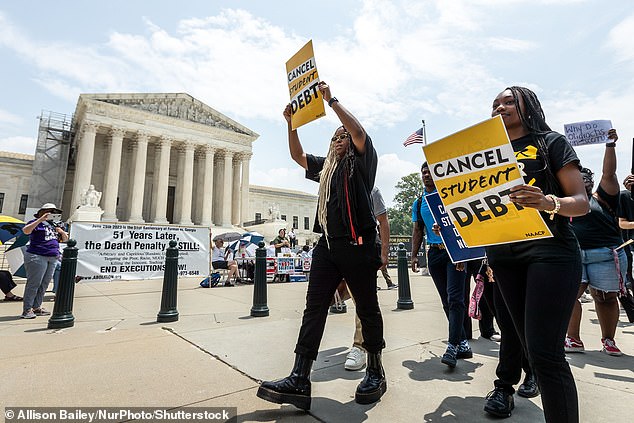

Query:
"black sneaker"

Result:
[[517, 373, 539, 398], [441, 344, 458, 368], [224, 281, 235, 287], [484, 387, 514, 418]]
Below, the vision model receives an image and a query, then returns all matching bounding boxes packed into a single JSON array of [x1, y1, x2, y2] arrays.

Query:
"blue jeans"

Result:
[[52, 260, 62, 293], [428, 247, 467, 345], [581, 247, 626, 292], [23, 252, 58, 313]]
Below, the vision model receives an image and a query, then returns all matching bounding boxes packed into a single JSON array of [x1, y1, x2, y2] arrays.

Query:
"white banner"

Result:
[[564, 119, 612, 146], [70, 222, 210, 281]]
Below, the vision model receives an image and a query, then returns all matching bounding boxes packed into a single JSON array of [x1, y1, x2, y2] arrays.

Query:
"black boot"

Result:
[[256, 354, 312, 410], [355, 351, 387, 404], [484, 387, 514, 418], [517, 372, 540, 398]]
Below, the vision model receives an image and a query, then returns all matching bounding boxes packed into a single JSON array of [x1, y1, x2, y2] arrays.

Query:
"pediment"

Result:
[[81, 93, 256, 137]]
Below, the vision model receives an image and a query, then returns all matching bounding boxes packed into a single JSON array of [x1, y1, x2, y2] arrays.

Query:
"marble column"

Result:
[[231, 154, 241, 226], [177, 141, 195, 225], [200, 146, 215, 227], [152, 136, 172, 224], [128, 132, 149, 223], [240, 153, 251, 226], [102, 128, 125, 222], [221, 150, 234, 227], [71, 121, 98, 210]]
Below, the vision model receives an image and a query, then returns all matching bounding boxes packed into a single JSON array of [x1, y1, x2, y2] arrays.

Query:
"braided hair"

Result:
[[317, 126, 357, 243], [506, 86, 551, 135]]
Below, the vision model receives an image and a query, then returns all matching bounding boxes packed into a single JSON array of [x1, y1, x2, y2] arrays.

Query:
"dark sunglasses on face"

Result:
[[331, 132, 350, 143]]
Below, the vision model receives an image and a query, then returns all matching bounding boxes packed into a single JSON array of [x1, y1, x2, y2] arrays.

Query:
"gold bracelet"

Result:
[[543, 194, 560, 220]]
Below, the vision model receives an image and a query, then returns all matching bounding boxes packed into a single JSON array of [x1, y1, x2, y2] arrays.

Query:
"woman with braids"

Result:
[[257, 81, 385, 410], [482, 87, 589, 422]]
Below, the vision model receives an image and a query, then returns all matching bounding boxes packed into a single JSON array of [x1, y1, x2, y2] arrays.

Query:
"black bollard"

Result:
[[48, 239, 78, 329], [397, 242, 414, 310], [251, 241, 269, 317], [157, 240, 179, 323]]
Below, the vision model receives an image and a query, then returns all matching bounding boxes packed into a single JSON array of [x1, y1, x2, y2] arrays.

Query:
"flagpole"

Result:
[[422, 119, 427, 145]]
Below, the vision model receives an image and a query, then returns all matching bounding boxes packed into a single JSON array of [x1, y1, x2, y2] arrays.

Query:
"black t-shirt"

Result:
[[571, 185, 623, 250], [487, 131, 581, 265], [619, 189, 634, 243], [306, 134, 378, 240]]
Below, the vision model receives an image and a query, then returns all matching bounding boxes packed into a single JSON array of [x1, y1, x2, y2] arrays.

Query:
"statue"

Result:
[[268, 204, 281, 221], [80, 185, 102, 208]]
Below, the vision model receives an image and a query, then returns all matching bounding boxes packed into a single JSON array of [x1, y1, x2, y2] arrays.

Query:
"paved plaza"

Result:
[[1, 270, 633, 422]]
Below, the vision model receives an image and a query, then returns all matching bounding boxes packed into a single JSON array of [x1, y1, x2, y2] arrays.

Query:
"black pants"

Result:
[[493, 282, 532, 393], [0, 270, 17, 295], [493, 258, 580, 423], [295, 235, 384, 360], [464, 261, 496, 339], [428, 247, 467, 345]]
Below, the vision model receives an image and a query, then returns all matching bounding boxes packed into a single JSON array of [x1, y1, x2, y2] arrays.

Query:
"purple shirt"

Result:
[[26, 219, 60, 256]]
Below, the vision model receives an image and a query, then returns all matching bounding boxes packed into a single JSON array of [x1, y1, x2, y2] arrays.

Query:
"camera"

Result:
[[47, 213, 62, 222]]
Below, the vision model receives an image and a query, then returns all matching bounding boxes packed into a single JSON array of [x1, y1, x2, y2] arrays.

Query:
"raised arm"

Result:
[[599, 128, 619, 196], [284, 104, 308, 170], [318, 81, 367, 155]]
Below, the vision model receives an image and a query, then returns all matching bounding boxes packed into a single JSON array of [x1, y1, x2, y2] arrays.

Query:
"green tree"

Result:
[[387, 172, 423, 235]]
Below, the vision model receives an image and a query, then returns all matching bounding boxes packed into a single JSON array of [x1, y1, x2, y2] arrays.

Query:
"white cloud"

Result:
[[250, 166, 318, 196], [0, 136, 36, 155], [606, 13, 634, 63], [0, 109, 23, 126], [376, 153, 420, 206]]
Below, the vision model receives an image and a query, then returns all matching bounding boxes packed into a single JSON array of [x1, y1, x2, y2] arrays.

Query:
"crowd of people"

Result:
[[254, 81, 633, 423], [3, 80, 631, 423]]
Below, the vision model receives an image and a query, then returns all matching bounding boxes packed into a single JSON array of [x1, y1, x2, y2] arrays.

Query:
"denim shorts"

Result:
[[581, 247, 627, 292]]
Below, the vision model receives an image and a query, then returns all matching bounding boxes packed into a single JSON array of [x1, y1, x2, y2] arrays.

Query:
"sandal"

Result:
[[32, 308, 51, 316], [4, 295, 23, 302]]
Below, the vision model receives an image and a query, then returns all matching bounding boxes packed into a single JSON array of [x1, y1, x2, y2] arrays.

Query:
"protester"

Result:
[[344, 186, 393, 371], [484, 87, 589, 422], [257, 81, 385, 410], [211, 238, 239, 286], [273, 229, 291, 256], [411, 162, 471, 368], [0, 270, 23, 301], [618, 174, 634, 288], [566, 130, 626, 356], [21, 203, 69, 318]]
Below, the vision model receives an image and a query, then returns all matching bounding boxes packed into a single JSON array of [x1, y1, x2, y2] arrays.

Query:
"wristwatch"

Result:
[[328, 97, 339, 107]]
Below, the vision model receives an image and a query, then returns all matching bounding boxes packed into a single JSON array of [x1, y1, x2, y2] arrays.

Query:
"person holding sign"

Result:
[[566, 129, 627, 357], [618, 174, 634, 287], [483, 87, 589, 423], [411, 162, 471, 368], [257, 81, 385, 409]]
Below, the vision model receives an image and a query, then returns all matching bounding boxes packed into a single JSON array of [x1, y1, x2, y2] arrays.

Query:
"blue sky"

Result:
[[1, 0, 633, 206]]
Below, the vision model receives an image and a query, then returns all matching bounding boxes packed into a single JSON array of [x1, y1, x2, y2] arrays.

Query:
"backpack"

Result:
[[200, 272, 221, 288]]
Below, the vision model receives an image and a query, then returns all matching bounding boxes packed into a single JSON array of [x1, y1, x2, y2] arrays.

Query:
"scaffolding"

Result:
[[27, 110, 74, 211]]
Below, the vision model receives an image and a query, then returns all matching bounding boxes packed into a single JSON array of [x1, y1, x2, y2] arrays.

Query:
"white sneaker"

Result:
[[344, 346, 366, 371]]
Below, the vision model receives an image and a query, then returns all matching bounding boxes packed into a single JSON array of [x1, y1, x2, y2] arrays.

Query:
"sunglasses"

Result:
[[331, 132, 350, 143]]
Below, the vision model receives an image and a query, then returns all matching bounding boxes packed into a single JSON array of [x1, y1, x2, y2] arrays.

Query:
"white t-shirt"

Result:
[[211, 246, 226, 262]]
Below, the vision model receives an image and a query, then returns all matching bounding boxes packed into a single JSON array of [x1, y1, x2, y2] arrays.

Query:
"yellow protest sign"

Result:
[[286, 40, 325, 130], [422, 116, 552, 247]]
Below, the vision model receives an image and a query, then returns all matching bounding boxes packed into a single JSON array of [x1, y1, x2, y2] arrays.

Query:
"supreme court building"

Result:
[[61, 93, 258, 226]]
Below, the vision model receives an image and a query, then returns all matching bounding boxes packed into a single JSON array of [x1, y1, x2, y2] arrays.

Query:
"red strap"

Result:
[[343, 170, 357, 243]]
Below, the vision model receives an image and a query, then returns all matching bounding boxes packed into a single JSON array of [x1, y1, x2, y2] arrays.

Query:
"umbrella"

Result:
[[0, 215, 24, 244], [241, 231, 264, 246], [227, 232, 265, 254], [213, 231, 242, 242], [5, 234, 29, 278]]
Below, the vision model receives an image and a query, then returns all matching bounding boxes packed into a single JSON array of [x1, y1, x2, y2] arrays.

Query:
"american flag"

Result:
[[403, 127, 425, 146]]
